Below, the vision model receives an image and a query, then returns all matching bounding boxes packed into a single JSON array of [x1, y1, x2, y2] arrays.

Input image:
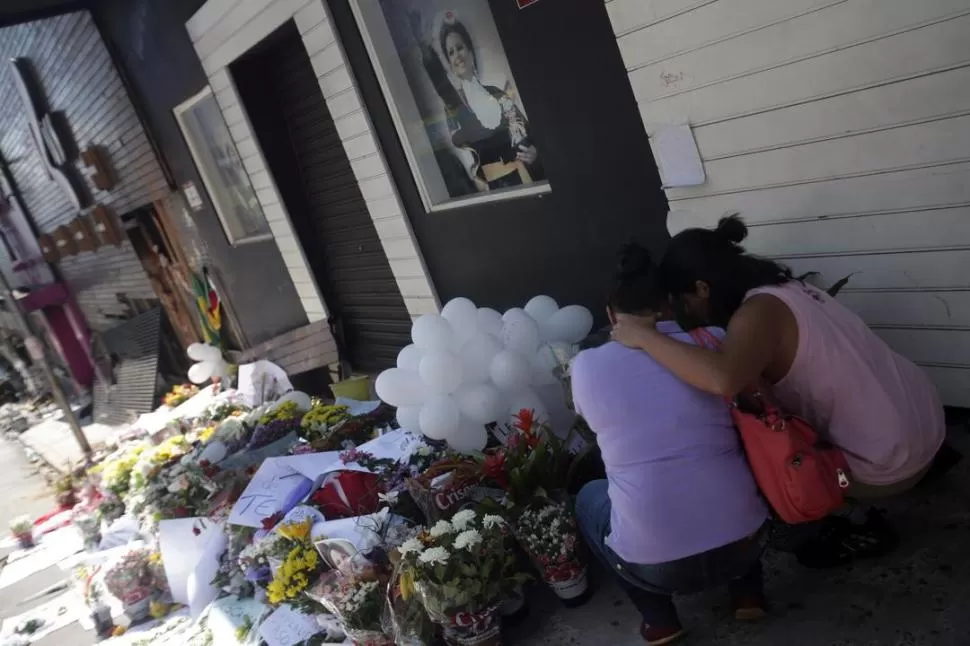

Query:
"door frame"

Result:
[[185, 0, 439, 323]]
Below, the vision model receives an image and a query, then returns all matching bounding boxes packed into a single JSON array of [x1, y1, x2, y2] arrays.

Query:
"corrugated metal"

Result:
[[0, 11, 169, 332], [607, 0, 970, 407], [92, 306, 161, 425], [243, 28, 411, 372]]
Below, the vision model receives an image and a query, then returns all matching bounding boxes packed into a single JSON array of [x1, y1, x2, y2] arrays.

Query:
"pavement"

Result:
[[0, 436, 94, 646]]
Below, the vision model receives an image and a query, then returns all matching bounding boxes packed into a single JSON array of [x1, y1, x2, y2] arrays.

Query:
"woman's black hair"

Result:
[[608, 243, 667, 315], [660, 214, 792, 326], [440, 21, 475, 66]]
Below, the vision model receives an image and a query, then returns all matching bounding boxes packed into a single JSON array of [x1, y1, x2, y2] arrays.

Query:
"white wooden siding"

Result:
[[608, 0, 970, 406], [186, 0, 439, 321]]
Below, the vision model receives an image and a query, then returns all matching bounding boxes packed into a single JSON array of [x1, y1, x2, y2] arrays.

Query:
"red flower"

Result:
[[513, 409, 534, 433], [261, 511, 284, 530], [199, 460, 210, 468], [192, 527, 201, 536], [482, 451, 508, 488]]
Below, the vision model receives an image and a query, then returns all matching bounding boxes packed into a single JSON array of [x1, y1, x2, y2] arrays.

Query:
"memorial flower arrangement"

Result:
[[300, 401, 351, 442], [513, 498, 588, 601], [308, 554, 392, 645], [163, 383, 199, 408], [98, 445, 146, 496], [396, 509, 525, 645], [265, 518, 325, 612], [104, 548, 155, 616], [197, 399, 249, 425], [10, 515, 33, 548], [129, 435, 191, 491], [248, 401, 305, 450]]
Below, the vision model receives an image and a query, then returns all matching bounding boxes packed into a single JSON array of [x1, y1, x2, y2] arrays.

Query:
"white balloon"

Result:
[[441, 298, 479, 345], [506, 388, 550, 426], [396, 344, 424, 371], [375, 369, 428, 407], [490, 350, 533, 391], [524, 295, 560, 323], [543, 305, 594, 343], [448, 418, 488, 454], [187, 361, 214, 385], [501, 315, 540, 355], [419, 395, 460, 441], [277, 390, 312, 411], [502, 307, 530, 323], [395, 405, 422, 434], [411, 314, 455, 352], [186, 343, 209, 361], [477, 308, 504, 337], [456, 382, 505, 424], [460, 332, 503, 385], [419, 350, 463, 394]]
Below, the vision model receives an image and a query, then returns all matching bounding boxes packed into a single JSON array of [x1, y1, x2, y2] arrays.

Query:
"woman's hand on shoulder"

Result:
[[610, 312, 659, 348]]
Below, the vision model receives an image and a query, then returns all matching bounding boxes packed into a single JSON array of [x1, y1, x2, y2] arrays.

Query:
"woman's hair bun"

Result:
[[714, 213, 748, 244], [617, 242, 653, 277]]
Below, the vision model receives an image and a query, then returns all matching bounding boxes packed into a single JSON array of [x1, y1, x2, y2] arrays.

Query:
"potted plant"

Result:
[[396, 509, 526, 646], [10, 515, 34, 549], [54, 471, 78, 508], [513, 498, 589, 604]]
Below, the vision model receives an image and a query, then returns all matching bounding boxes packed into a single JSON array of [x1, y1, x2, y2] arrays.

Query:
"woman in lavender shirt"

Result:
[[572, 245, 769, 645]]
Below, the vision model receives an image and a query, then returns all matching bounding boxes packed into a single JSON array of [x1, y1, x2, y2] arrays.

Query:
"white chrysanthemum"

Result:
[[398, 538, 425, 556], [415, 444, 433, 456], [453, 529, 483, 551], [429, 520, 454, 538], [418, 546, 450, 565], [482, 514, 506, 530], [450, 509, 476, 531]]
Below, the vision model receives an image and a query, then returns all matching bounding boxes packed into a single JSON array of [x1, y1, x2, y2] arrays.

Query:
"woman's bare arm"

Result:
[[611, 295, 786, 396]]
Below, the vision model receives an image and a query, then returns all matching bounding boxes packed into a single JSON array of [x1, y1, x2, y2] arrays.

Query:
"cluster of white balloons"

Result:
[[375, 296, 593, 453], [186, 343, 231, 385]]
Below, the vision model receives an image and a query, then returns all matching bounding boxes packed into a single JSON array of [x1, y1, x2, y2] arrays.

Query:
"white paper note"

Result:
[[651, 124, 706, 188], [258, 604, 320, 646], [237, 361, 293, 406]]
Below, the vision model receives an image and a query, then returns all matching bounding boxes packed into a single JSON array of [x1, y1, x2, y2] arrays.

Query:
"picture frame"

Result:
[[173, 87, 272, 245], [350, 0, 550, 212]]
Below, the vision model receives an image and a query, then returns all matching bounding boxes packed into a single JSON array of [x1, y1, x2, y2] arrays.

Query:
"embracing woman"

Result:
[[612, 215, 948, 567]]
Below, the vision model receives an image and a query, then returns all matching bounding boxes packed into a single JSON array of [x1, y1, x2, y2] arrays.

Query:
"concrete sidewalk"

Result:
[[18, 418, 126, 472]]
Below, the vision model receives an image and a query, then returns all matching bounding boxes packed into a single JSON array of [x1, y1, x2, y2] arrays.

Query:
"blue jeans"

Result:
[[575, 480, 767, 627]]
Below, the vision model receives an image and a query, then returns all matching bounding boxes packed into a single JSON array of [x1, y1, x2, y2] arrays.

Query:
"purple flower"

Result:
[[244, 565, 271, 583], [339, 448, 362, 464]]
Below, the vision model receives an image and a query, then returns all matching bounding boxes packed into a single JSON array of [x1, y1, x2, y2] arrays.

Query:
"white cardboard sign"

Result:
[[227, 458, 308, 527], [158, 517, 224, 605]]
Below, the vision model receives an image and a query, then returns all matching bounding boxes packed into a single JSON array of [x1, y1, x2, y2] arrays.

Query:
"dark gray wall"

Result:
[[92, 0, 309, 347], [0, 11, 165, 331], [328, 0, 669, 320]]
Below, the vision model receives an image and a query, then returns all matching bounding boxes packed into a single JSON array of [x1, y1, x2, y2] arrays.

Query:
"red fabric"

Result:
[[691, 329, 851, 524], [310, 471, 381, 519]]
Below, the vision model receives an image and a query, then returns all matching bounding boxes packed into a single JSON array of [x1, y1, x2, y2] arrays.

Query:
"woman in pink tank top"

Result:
[[611, 215, 948, 568]]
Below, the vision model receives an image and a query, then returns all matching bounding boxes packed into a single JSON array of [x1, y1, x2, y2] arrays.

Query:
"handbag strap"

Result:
[[686, 328, 784, 421]]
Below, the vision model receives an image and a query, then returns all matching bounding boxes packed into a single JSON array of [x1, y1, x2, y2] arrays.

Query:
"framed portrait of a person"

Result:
[[351, 0, 550, 211], [174, 87, 271, 245]]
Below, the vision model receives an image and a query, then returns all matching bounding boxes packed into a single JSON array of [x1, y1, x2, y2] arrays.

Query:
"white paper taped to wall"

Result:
[[651, 124, 706, 188]]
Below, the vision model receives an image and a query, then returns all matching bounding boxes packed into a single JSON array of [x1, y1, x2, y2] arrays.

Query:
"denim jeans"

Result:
[[575, 480, 767, 627]]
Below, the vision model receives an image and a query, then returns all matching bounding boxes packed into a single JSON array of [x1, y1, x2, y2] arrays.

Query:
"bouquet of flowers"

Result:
[[9, 515, 33, 549], [248, 401, 305, 450], [103, 548, 154, 620], [211, 416, 252, 454], [212, 524, 257, 597], [97, 445, 146, 496], [396, 509, 526, 646], [163, 383, 199, 408], [307, 552, 393, 645], [310, 403, 396, 452], [513, 498, 588, 602], [73, 510, 102, 551], [197, 399, 249, 425], [265, 518, 326, 614], [129, 435, 191, 492], [300, 401, 351, 442]]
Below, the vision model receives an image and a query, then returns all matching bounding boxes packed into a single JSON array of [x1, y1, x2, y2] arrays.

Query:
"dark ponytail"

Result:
[[608, 243, 667, 315], [660, 214, 792, 326]]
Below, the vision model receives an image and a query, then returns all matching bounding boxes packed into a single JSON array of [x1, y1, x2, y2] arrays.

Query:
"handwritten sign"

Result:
[[228, 458, 308, 527], [258, 604, 320, 646]]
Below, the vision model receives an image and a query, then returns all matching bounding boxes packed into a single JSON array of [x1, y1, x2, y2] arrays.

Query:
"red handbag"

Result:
[[690, 328, 851, 524]]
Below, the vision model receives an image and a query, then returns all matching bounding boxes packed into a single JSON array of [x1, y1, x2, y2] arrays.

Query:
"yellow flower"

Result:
[[111, 626, 127, 637], [399, 570, 414, 601], [278, 518, 312, 543], [149, 601, 171, 619], [198, 425, 217, 443]]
